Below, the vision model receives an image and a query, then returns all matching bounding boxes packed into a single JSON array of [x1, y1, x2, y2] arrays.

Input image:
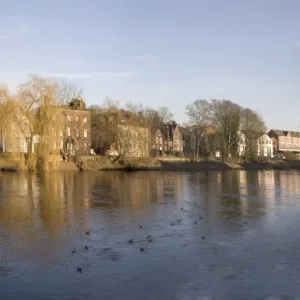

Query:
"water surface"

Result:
[[1, 170, 300, 299]]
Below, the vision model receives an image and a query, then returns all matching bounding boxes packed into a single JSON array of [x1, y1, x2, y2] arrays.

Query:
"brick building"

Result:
[[268, 129, 300, 153], [61, 100, 91, 155]]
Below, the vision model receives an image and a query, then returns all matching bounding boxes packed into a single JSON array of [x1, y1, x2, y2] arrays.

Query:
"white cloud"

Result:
[[135, 54, 157, 62]]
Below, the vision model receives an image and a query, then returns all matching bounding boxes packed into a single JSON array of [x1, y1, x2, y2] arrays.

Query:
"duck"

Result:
[[71, 249, 76, 255], [85, 231, 90, 236], [140, 248, 145, 252], [85, 246, 88, 251], [194, 221, 197, 225], [128, 238, 134, 244], [77, 267, 82, 273]]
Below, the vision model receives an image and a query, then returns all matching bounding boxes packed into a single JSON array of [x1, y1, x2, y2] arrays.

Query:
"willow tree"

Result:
[[0, 75, 81, 170]]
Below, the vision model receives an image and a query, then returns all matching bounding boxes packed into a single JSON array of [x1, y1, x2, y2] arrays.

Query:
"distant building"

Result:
[[153, 122, 183, 155], [268, 129, 300, 153], [181, 125, 218, 157], [238, 131, 273, 158], [61, 101, 91, 155], [0, 107, 32, 153], [113, 124, 150, 158]]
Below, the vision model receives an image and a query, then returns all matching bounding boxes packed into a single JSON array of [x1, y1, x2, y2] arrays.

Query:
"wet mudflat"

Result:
[[1, 170, 300, 300]]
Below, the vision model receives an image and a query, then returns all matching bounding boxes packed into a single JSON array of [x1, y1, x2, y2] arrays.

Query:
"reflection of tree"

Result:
[[91, 172, 184, 209], [0, 172, 96, 262]]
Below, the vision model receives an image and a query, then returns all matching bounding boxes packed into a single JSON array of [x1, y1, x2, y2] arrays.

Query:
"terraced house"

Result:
[[268, 130, 300, 153]]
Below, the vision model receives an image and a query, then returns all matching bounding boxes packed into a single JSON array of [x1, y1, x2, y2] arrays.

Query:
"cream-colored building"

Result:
[[114, 125, 150, 158], [238, 132, 273, 158]]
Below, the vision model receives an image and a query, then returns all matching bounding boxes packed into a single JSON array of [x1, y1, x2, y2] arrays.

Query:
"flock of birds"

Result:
[[71, 204, 248, 274]]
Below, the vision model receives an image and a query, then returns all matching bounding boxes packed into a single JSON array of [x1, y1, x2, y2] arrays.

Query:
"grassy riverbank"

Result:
[[2, 154, 300, 172]]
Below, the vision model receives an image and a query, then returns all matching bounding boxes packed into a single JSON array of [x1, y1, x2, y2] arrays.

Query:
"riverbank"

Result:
[[76, 156, 300, 172], [2, 154, 300, 172]]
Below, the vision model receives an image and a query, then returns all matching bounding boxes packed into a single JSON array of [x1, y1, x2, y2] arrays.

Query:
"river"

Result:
[[1, 170, 300, 299]]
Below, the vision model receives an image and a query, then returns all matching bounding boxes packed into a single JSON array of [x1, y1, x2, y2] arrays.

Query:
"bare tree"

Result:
[[157, 107, 173, 124], [54, 80, 82, 106], [185, 99, 213, 155], [240, 108, 266, 161], [211, 99, 241, 160]]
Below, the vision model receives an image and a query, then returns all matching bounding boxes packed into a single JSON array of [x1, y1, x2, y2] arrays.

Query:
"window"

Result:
[[60, 129, 63, 137], [76, 129, 80, 137], [67, 115, 72, 122], [159, 137, 163, 143], [156, 136, 159, 143], [83, 142, 87, 150], [53, 141, 56, 150], [83, 116, 87, 123], [75, 116, 79, 122], [67, 127, 70, 137], [84, 129, 87, 138], [75, 144, 80, 150], [260, 147, 264, 156]]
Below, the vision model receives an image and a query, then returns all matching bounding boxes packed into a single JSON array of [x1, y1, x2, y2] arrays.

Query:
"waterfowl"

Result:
[[128, 238, 134, 244]]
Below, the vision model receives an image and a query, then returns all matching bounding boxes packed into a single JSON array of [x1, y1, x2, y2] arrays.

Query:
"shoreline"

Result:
[[2, 156, 300, 172]]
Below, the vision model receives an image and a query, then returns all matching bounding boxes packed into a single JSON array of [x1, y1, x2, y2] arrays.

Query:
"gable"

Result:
[[155, 128, 163, 137], [173, 126, 182, 137]]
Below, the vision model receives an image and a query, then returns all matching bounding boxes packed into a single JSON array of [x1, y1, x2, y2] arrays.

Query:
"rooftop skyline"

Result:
[[1, 0, 300, 130]]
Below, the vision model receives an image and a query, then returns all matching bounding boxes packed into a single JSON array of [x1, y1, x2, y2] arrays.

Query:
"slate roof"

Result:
[[269, 129, 300, 137]]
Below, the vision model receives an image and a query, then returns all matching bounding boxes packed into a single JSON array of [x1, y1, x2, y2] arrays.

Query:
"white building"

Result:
[[238, 131, 273, 158]]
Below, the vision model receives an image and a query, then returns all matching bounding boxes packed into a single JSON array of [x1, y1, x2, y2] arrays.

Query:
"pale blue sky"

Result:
[[1, 0, 300, 130]]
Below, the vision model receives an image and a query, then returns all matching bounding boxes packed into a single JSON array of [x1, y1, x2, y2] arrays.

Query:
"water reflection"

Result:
[[1, 170, 300, 299]]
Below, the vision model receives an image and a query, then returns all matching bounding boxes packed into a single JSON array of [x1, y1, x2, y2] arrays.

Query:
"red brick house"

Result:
[[62, 103, 91, 155], [268, 129, 300, 153], [153, 122, 183, 155]]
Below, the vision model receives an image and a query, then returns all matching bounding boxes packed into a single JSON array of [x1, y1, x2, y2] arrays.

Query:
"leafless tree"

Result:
[[185, 99, 213, 155], [157, 107, 173, 124], [240, 108, 266, 161], [54, 80, 82, 106], [211, 99, 242, 160]]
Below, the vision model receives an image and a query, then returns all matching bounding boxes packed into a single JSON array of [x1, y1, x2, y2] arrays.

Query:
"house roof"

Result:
[[242, 130, 269, 139], [289, 131, 300, 137], [269, 129, 286, 136], [269, 129, 300, 137], [156, 123, 180, 140]]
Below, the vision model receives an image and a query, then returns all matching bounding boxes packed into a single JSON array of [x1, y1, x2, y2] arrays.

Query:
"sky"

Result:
[[1, 0, 300, 130]]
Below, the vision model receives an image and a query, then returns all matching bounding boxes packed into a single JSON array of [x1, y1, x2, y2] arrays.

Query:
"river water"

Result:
[[1, 170, 300, 299]]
